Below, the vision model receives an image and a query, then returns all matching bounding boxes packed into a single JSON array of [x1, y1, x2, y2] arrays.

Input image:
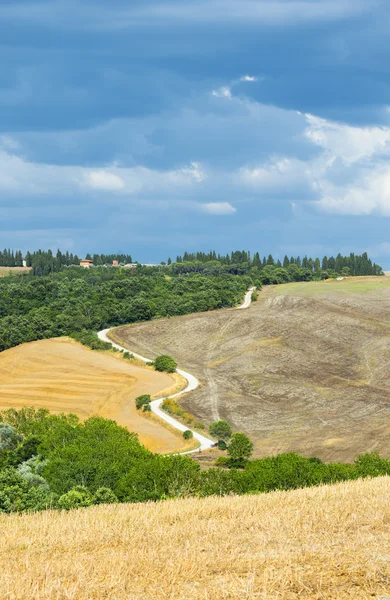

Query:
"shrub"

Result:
[[154, 355, 177, 373], [135, 395, 151, 410], [143, 403, 151, 413], [58, 486, 93, 510], [93, 487, 118, 505], [0, 423, 22, 451], [355, 452, 390, 477], [183, 430, 193, 440], [209, 420, 232, 443], [123, 351, 134, 360]]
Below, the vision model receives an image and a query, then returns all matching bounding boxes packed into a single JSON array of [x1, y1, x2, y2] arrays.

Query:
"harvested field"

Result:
[[1, 476, 390, 599], [0, 338, 192, 454], [0, 266, 31, 277], [114, 277, 390, 461]]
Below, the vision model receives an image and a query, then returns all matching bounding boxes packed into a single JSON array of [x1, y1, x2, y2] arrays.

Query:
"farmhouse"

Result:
[[80, 259, 93, 268]]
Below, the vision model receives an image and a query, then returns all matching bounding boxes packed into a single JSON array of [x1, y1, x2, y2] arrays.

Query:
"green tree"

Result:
[[135, 395, 151, 410], [154, 355, 177, 373], [228, 433, 254, 461], [183, 430, 193, 440], [209, 420, 232, 443]]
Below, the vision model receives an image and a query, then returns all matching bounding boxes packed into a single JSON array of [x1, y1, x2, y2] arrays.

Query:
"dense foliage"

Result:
[[169, 250, 383, 280], [0, 267, 250, 352], [1, 408, 390, 514]]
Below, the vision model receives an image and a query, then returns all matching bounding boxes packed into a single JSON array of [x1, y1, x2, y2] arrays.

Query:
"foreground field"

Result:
[[1, 477, 389, 599], [0, 338, 191, 453], [114, 277, 390, 461]]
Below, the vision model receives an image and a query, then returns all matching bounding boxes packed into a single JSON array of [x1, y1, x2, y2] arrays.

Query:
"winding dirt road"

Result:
[[98, 287, 255, 453]]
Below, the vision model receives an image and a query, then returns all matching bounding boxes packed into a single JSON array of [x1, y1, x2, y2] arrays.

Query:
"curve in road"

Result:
[[98, 287, 256, 454]]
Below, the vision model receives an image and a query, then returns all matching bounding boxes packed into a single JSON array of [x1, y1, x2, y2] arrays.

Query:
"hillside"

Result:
[[114, 277, 390, 462], [1, 476, 389, 599], [0, 338, 191, 454]]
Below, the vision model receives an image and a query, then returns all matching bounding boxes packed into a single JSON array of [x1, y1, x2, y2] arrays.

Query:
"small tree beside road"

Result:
[[209, 420, 232, 449], [135, 395, 151, 411], [154, 355, 177, 373]]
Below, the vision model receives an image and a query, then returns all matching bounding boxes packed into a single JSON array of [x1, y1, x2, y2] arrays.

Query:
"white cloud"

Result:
[[84, 170, 125, 191], [240, 75, 257, 82], [202, 202, 236, 215], [303, 113, 390, 215], [211, 87, 232, 99], [304, 113, 390, 164]]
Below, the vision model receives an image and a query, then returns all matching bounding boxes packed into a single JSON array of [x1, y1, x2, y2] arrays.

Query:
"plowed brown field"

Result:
[[114, 276, 390, 462], [0, 338, 191, 453]]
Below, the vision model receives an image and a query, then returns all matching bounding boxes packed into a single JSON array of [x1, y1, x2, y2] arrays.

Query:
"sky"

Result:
[[1, 0, 390, 266]]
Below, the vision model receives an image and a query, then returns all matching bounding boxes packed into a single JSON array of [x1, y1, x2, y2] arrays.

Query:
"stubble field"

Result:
[[114, 277, 390, 462], [1, 476, 389, 599], [0, 338, 191, 454]]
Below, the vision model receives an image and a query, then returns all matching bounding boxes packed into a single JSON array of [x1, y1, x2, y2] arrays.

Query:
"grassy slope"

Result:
[[1, 476, 389, 599], [114, 277, 390, 462], [0, 337, 196, 454]]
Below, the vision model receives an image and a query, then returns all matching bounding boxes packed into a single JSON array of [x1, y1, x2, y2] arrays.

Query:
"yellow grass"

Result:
[[0, 266, 31, 277], [0, 338, 190, 454], [1, 477, 390, 599]]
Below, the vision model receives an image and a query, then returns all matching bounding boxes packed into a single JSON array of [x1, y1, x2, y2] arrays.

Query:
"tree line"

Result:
[[172, 250, 382, 277], [0, 408, 389, 513], [0, 267, 250, 352]]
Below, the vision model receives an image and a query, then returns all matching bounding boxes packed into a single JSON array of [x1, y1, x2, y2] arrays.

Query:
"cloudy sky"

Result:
[[1, 0, 390, 265]]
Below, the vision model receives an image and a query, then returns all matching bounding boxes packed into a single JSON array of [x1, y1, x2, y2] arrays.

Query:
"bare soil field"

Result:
[[0, 338, 192, 454], [1, 476, 390, 599], [114, 277, 390, 461], [0, 266, 31, 277]]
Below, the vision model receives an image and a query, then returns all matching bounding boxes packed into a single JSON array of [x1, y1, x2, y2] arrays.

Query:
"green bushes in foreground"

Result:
[[0, 408, 390, 514]]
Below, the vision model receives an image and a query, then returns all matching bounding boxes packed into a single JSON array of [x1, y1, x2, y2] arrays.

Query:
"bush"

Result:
[[355, 452, 390, 477], [58, 487, 93, 510], [135, 395, 151, 410], [93, 487, 118, 505], [0, 423, 22, 451], [143, 403, 151, 413], [123, 351, 134, 360], [154, 355, 177, 373], [183, 430, 193, 440]]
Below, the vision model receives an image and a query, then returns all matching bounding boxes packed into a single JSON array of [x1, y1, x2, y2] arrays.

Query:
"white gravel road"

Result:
[[97, 287, 255, 453]]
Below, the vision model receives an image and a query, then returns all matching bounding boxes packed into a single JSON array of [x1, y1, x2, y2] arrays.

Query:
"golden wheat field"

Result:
[[1, 477, 389, 599], [0, 337, 191, 453]]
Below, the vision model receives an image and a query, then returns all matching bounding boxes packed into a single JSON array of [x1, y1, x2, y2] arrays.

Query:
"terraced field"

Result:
[[0, 338, 191, 453], [114, 276, 390, 462]]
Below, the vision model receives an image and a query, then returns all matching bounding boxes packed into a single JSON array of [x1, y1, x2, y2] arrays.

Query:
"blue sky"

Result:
[[1, 0, 390, 266]]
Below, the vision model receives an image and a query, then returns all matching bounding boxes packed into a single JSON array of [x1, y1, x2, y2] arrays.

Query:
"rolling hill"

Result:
[[0, 337, 192, 454], [113, 276, 390, 461]]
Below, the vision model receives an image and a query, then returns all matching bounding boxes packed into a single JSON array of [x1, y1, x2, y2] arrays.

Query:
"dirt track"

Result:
[[114, 277, 390, 461], [0, 338, 190, 454]]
